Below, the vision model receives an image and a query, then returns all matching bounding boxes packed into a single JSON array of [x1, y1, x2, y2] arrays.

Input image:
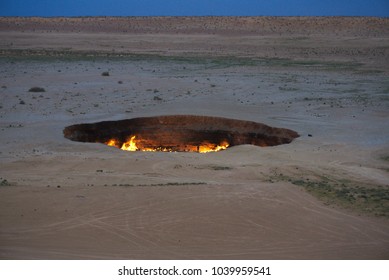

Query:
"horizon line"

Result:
[[1, 15, 388, 18]]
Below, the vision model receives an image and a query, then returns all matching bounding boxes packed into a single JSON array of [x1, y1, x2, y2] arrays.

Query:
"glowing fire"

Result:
[[105, 136, 229, 153], [120, 136, 138, 151], [105, 136, 138, 151], [198, 141, 229, 153], [106, 139, 119, 147]]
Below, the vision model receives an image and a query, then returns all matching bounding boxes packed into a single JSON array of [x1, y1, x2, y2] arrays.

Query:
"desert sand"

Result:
[[0, 17, 388, 259]]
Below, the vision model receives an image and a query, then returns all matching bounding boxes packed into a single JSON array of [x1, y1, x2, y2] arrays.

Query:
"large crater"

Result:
[[63, 115, 299, 153]]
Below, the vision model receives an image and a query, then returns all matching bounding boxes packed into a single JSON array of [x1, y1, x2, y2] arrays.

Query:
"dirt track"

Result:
[[0, 17, 388, 259]]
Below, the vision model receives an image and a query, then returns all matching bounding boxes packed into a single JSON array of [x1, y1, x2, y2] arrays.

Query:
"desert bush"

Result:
[[0, 178, 11, 186], [28, 87, 45, 92]]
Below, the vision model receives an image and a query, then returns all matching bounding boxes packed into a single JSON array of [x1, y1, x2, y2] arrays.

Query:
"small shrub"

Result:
[[0, 178, 11, 186], [28, 87, 45, 92]]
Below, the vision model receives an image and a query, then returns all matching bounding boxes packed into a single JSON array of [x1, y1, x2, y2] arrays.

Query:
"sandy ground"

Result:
[[0, 17, 389, 259]]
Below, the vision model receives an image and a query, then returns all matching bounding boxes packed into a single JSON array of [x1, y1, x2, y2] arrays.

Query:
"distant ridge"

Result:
[[1, 16, 388, 36]]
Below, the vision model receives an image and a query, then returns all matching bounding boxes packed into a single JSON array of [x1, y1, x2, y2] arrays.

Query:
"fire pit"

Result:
[[63, 115, 299, 153]]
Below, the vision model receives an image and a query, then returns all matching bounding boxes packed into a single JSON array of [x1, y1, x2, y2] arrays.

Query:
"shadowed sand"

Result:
[[0, 17, 388, 259]]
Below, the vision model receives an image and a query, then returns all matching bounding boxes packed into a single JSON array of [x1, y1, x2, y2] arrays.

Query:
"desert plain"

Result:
[[0, 17, 389, 259]]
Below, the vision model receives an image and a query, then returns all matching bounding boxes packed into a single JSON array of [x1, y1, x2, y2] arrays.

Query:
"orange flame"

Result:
[[120, 136, 138, 151], [106, 139, 120, 148], [198, 141, 229, 153], [105, 136, 229, 153]]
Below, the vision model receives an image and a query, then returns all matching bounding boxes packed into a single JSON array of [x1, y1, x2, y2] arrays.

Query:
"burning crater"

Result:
[[63, 115, 299, 153]]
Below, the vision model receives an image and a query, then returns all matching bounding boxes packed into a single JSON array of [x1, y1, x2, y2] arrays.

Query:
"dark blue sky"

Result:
[[1, 0, 389, 17]]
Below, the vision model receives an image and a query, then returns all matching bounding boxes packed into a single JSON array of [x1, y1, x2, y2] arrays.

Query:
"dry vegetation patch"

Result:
[[269, 172, 389, 218]]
